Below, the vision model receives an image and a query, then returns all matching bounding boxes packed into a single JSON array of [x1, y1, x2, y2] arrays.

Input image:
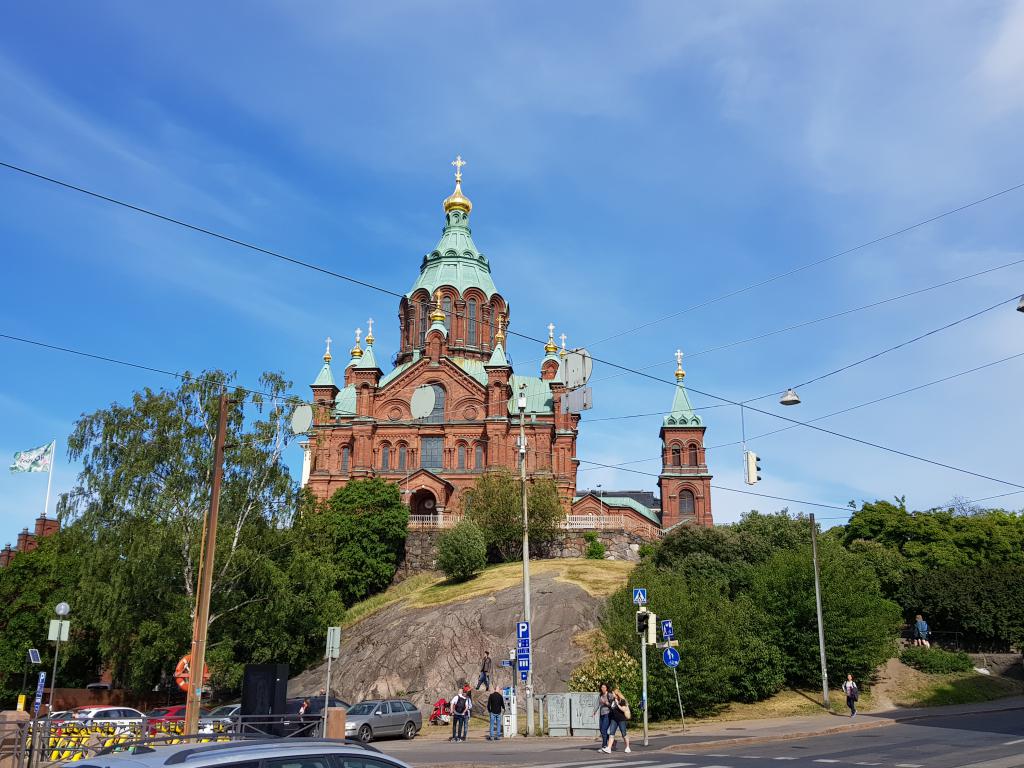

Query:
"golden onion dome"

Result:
[[443, 178, 473, 214]]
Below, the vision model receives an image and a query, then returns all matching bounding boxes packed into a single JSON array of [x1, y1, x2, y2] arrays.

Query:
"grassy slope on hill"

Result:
[[342, 559, 634, 629]]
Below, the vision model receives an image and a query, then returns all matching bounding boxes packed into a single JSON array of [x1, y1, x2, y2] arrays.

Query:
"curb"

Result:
[[660, 719, 894, 752]]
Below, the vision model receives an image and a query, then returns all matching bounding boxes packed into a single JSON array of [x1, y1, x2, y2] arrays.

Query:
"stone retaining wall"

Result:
[[394, 528, 647, 582]]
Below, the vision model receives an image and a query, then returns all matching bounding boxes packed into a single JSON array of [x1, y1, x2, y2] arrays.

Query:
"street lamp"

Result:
[[1017, 295, 1024, 313], [48, 602, 71, 714], [780, 388, 801, 406], [596, 484, 608, 518]]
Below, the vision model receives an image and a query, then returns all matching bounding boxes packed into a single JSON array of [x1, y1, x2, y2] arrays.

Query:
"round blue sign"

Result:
[[662, 647, 680, 668]]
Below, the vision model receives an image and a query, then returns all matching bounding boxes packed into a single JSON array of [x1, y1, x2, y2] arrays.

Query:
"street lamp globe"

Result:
[[55, 602, 70, 618], [779, 388, 801, 406], [1017, 295, 1024, 313]]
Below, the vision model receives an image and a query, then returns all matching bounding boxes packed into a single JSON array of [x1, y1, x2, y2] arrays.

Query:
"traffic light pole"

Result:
[[640, 631, 649, 746]]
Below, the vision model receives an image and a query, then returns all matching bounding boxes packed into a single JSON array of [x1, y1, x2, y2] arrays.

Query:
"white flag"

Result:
[[10, 441, 55, 474]]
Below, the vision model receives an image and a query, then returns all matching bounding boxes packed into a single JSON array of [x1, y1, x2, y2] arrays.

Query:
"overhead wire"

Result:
[[3, 160, 1022, 491]]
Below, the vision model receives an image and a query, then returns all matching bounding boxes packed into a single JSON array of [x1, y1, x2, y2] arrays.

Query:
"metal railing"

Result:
[[408, 514, 463, 529], [8, 715, 328, 768], [563, 514, 664, 540]]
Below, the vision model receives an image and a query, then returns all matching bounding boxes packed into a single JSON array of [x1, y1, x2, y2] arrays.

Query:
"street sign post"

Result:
[[662, 647, 685, 729], [33, 671, 46, 716], [323, 625, 341, 726], [516, 621, 531, 684], [632, 588, 647, 606]]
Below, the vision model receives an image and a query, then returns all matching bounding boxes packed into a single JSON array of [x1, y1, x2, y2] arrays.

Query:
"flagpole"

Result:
[[43, 440, 55, 517]]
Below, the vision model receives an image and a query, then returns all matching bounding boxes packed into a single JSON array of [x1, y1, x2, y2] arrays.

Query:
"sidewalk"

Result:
[[653, 695, 1024, 751]]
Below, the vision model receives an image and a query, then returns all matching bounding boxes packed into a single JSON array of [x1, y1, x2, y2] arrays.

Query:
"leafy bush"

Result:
[[569, 648, 641, 706], [461, 470, 564, 561], [900, 647, 973, 673], [436, 520, 487, 582], [584, 532, 606, 560]]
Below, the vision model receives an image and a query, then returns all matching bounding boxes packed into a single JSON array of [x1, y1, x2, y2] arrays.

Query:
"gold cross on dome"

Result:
[[452, 155, 466, 182], [560, 333, 567, 349], [354, 327, 362, 345], [547, 322, 555, 340], [366, 317, 374, 336], [325, 336, 332, 355]]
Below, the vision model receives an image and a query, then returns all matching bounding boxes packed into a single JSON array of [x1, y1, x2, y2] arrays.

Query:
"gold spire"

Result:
[[443, 154, 473, 213], [675, 349, 685, 381], [365, 317, 375, 346], [429, 289, 446, 323], [350, 327, 363, 359], [495, 313, 506, 344], [560, 333, 567, 358], [545, 322, 558, 354], [323, 336, 333, 363]]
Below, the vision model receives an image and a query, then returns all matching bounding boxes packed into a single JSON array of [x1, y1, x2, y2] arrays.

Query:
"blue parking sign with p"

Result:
[[517, 621, 530, 639], [632, 588, 647, 605]]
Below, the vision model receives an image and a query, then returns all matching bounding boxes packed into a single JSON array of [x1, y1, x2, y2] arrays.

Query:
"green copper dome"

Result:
[[408, 200, 499, 299]]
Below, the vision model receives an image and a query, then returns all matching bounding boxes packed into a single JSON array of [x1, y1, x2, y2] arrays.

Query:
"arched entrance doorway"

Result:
[[410, 488, 438, 517]]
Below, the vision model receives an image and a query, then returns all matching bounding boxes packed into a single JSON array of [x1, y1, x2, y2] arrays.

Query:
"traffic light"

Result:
[[636, 609, 649, 636], [744, 450, 761, 485], [647, 612, 658, 646]]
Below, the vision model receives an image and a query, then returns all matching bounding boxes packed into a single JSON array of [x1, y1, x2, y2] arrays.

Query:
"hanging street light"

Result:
[[1016, 295, 1024, 313], [780, 388, 801, 406]]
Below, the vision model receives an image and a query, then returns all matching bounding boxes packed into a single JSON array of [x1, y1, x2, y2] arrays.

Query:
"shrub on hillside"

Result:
[[584, 532, 606, 560], [900, 647, 973, 674], [437, 520, 487, 582], [569, 648, 641, 706]]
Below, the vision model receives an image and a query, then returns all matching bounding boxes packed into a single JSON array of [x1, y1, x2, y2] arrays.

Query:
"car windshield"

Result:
[[348, 702, 377, 716], [146, 709, 169, 717], [207, 705, 236, 717]]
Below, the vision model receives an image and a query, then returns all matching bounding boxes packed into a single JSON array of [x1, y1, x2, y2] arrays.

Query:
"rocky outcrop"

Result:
[[288, 573, 602, 706]]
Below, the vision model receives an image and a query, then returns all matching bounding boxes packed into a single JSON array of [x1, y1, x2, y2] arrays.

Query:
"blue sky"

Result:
[[2, 1, 1024, 544]]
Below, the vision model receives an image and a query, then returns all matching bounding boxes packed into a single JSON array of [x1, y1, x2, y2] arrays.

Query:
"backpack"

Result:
[[453, 695, 467, 715]]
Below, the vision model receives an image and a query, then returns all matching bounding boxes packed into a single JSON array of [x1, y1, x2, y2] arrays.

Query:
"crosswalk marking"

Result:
[[1002, 738, 1024, 745], [657, 763, 698, 768], [773, 758, 797, 761], [895, 763, 924, 767], [815, 760, 841, 763], [854, 762, 882, 765]]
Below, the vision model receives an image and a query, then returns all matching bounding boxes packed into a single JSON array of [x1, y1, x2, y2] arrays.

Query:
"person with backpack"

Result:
[[449, 685, 472, 742], [914, 615, 930, 648], [842, 674, 859, 717], [486, 688, 505, 740], [600, 686, 631, 754]]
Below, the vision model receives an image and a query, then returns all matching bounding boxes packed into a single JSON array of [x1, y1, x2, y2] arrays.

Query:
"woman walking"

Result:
[[842, 674, 859, 717], [600, 686, 631, 754], [592, 683, 612, 750]]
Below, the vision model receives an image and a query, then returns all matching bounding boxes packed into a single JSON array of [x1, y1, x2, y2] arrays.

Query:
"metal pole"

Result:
[[640, 631, 649, 746], [810, 513, 830, 709], [47, 636, 60, 714], [672, 667, 684, 731], [323, 653, 332, 736], [519, 398, 534, 737], [184, 390, 229, 735], [43, 441, 55, 517]]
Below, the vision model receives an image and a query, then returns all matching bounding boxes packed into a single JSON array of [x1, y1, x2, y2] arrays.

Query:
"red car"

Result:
[[145, 705, 209, 722]]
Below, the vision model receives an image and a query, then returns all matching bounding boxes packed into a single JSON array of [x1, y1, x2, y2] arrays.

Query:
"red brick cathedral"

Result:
[[301, 162, 712, 534]]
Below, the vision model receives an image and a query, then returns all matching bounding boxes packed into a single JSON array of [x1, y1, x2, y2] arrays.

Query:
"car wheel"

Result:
[[402, 721, 416, 740], [357, 724, 373, 743]]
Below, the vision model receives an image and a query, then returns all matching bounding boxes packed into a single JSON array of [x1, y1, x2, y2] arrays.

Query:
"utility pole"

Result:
[[184, 390, 229, 735], [640, 622, 649, 746], [518, 385, 534, 736], [810, 513, 829, 709]]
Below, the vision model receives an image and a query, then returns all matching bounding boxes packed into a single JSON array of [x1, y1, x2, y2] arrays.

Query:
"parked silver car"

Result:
[[344, 700, 421, 743]]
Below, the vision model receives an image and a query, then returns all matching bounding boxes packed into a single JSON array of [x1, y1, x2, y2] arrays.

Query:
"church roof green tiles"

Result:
[[665, 350, 701, 426]]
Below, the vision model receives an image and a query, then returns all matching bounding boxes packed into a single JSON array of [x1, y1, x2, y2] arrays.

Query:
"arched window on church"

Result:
[[671, 445, 681, 467], [398, 443, 407, 471], [474, 444, 484, 469], [443, 296, 452, 332], [426, 384, 445, 423], [381, 444, 390, 471], [467, 299, 477, 346], [418, 298, 429, 346], [688, 443, 699, 466], [341, 446, 350, 474], [680, 489, 695, 517], [457, 443, 467, 469]]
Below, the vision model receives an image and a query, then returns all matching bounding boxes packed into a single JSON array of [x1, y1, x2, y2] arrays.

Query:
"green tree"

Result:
[[749, 538, 901, 686], [436, 520, 487, 581], [299, 478, 409, 605], [461, 470, 564, 561], [54, 370, 334, 693]]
